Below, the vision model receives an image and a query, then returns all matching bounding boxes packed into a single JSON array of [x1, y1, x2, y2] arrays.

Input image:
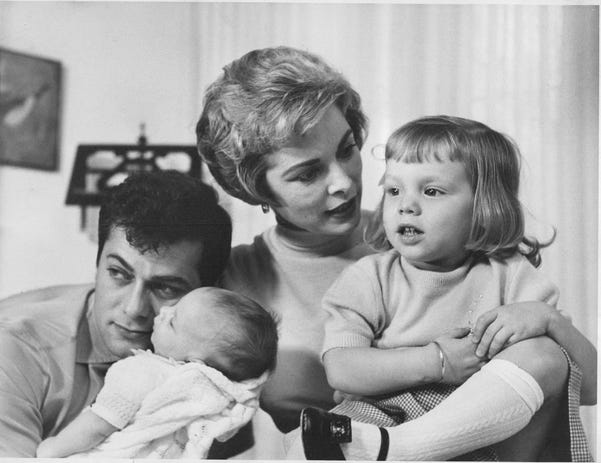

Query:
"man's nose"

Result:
[[123, 283, 153, 320]]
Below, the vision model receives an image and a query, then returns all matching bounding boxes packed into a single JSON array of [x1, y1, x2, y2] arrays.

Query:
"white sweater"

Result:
[[222, 215, 374, 432]]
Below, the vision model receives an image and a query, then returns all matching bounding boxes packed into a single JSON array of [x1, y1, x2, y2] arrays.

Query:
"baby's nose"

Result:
[[155, 306, 174, 322]]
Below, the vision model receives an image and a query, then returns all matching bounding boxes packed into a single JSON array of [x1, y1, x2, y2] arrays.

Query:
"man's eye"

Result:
[[107, 267, 130, 281], [154, 285, 183, 300]]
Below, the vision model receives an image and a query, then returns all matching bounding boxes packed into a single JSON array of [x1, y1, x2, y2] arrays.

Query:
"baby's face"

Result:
[[150, 287, 230, 362]]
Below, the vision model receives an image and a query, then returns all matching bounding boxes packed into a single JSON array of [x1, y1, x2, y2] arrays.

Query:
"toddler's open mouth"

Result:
[[398, 225, 423, 237]]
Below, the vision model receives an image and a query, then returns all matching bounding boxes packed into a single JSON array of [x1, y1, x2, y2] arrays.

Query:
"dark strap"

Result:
[[377, 427, 389, 461]]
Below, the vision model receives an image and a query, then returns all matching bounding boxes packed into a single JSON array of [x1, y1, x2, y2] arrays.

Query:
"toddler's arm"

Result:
[[324, 327, 485, 395], [36, 409, 118, 457]]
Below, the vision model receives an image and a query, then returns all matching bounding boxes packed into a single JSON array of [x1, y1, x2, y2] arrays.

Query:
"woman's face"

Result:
[[264, 105, 363, 236]]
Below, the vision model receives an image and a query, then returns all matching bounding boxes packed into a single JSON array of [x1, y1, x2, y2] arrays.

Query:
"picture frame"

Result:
[[0, 47, 61, 170]]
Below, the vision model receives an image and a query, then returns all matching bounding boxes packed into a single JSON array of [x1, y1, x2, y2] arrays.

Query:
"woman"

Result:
[[197, 46, 372, 433], [195, 46, 595, 460]]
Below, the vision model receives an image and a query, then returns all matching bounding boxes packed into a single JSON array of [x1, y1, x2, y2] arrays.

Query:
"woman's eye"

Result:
[[296, 168, 320, 183]]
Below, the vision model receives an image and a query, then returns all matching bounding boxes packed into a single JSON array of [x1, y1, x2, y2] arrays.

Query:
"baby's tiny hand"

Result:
[[435, 328, 486, 385], [36, 437, 56, 458], [470, 301, 553, 358]]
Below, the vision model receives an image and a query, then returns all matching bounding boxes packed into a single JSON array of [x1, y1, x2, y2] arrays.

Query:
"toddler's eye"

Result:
[[424, 187, 443, 197], [338, 142, 357, 160], [387, 187, 400, 196]]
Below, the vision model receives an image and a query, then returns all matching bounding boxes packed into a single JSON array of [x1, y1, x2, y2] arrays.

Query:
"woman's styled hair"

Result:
[[366, 115, 553, 267], [196, 46, 368, 206]]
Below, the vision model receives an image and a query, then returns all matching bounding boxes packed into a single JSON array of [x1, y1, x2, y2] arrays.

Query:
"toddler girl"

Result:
[[291, 115, 595, 461], [37, 287, 278, 459]]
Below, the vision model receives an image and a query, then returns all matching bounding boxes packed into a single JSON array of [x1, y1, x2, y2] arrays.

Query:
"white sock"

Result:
[[342, 359, 544, 461]]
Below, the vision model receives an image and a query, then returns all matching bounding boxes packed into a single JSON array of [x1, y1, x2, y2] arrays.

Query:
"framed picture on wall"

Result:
[[0, 47, 61, 170]]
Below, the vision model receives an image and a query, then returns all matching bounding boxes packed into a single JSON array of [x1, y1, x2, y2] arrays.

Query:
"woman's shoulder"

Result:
[[229, 228, 272, 260], [226, 230, 272, 276], [223, 229, 276, 291]]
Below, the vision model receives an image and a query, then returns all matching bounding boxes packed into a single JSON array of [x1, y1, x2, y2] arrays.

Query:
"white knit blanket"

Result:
[[72, 360, 269, 458]]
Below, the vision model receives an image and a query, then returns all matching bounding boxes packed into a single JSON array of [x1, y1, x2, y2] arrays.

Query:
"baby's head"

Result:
[[151, 287, 278, 381]]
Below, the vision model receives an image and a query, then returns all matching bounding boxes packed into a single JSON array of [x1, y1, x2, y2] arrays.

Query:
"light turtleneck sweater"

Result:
[[322, 250, 559, 354], [221, 213, 374, 433]]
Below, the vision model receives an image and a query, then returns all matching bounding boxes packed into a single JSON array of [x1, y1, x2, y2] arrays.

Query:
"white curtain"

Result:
[[190, 4, 598, 457]]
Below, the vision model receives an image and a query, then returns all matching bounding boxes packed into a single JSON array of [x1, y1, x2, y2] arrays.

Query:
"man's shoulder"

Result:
[[0, 283, 93, 309], [0, 284, 93, 341]]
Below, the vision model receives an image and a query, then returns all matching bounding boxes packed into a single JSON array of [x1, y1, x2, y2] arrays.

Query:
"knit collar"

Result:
[[399, 253, 474, 290], [272, 212, 368, 256]]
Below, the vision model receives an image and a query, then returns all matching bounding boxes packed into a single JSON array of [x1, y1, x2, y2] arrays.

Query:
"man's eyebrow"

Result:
[[106, 254, 133, 272], [149, 275, 193, 287]]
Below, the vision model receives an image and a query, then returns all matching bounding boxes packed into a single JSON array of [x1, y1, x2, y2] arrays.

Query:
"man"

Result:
[[0, 170, 241, 456]]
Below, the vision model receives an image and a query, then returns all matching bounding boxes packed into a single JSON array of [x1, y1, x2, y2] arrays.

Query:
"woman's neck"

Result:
[[274, 217, 363, 255]]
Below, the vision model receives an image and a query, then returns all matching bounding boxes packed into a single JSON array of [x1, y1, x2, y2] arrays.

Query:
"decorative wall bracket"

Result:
[[65, 128, 201, 229]]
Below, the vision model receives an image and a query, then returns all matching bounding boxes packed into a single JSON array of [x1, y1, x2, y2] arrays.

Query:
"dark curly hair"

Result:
[[97, 171, 232, 285]]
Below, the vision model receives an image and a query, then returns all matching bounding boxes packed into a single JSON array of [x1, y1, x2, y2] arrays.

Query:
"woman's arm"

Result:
[[324, 328, 484, 395], [36, 409, 117, 457], [547, 309, 596, 404]]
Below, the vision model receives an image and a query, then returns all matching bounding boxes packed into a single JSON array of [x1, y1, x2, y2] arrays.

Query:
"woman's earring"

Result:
[[261, 203, 270, 214]]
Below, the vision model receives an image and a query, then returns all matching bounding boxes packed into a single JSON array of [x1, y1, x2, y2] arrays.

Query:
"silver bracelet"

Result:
[[431, 341, 446, 381]]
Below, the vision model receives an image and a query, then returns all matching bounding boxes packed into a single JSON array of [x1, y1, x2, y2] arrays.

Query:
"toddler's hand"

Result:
[[333, 390, 363, 404], [470, 301, 554, 359], [434, 327, 486, 385]]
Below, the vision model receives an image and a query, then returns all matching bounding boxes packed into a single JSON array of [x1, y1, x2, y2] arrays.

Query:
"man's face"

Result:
[[93, 227, 204, 358]]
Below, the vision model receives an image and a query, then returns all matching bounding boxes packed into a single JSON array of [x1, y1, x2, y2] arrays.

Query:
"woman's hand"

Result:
[[470, 301, 555, 359], [434, 328, 486, 385]]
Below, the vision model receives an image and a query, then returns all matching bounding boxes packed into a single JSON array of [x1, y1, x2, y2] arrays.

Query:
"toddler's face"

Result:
[[382, 159, 474, 271], [150, 288, 229, 362]]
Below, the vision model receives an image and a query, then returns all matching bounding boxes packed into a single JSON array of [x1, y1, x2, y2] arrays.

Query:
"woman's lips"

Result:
[[326, 197, 357, 217]]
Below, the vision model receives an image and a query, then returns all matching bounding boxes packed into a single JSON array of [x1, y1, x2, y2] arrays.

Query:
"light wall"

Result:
[[0, 1, 199, 295], [0, 1, 597, 458]]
